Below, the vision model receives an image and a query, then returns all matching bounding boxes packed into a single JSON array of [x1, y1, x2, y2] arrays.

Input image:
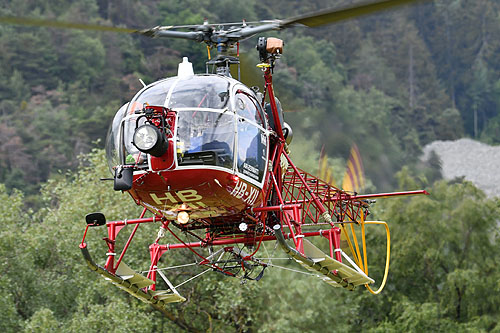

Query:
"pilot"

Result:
[[126, 153, 146, 165]]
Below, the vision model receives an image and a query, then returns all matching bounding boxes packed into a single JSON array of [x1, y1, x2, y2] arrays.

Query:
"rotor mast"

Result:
[[146, 20, 280, 77]]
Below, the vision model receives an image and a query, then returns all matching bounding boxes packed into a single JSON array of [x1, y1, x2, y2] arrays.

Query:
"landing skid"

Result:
[[80, 244, 185, 310], [274, 225, 374, 290]]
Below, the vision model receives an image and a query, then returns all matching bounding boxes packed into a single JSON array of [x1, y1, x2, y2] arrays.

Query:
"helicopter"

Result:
[[2, 0, 430, 315]]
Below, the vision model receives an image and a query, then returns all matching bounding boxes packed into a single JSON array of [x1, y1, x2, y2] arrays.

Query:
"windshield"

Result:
[[168, 76, 230, 109], [129, 78, 175, 113], [105, 74, 268, 182], [176, 110, 235, 169]]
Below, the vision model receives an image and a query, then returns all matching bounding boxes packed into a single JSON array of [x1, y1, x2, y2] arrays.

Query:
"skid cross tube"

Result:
[[156, 229, 332, 251]]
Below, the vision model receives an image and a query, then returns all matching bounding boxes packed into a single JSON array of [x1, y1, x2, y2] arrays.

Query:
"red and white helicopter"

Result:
[[2, 0, 429, 314]]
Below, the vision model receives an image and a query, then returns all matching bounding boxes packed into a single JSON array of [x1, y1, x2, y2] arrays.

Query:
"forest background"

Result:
[[1, 0, 500, 332]]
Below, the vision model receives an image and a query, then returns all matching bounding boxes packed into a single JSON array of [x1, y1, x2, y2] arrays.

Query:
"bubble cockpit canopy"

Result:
[[106, 74, 268, 183]]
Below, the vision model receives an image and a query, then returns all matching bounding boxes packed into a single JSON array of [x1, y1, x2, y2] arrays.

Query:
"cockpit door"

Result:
[[234, 88, 268, 183]]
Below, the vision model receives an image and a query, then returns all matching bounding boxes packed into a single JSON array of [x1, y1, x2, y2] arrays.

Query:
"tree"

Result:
[[370, 171, 500, 331]]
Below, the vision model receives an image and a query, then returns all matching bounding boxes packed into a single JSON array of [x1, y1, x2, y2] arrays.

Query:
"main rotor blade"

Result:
[[0, 0, 430, 44], [0, 16, 140, 34], [280, 0, 429, 28]]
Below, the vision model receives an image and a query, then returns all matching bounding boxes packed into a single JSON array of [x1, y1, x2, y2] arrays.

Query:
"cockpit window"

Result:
[[176, 110, 235, 169], [168, 76, 230, 109], [122, 115, 149, 166], [105, 103, 150, 172], [130, 79, 175, 113], [106, 103, 128, 172], [237, 119, 267, 181], [235, 90, 265, 127], [105, 75, 268, 182]]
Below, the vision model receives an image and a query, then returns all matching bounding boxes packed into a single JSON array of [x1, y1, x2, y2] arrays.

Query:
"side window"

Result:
[[122, 115, 148, 166], [235, 91, 265, 126], [237, 119, 267, 182], [106, 103, 128, 170]]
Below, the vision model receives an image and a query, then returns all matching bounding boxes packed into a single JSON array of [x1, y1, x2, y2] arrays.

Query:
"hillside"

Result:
[[0, 0, 499, 195]]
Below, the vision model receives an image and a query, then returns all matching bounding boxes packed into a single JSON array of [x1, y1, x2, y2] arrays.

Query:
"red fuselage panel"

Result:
[[129, 168, 263, 220]]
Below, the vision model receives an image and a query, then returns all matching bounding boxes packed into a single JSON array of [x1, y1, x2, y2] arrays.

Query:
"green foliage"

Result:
[[371, 171, 500, 330], [0, 277, 21, 332], [61, 31, 105, 88], [0, 185, 26, 330], [416, 0, 500, 136], [1, 0, 500, 331], [480, 79, 500, 143], [350, 39, 398, 94], [1, 148, 500, 332], [65, 300, 157, 332], [289, 132, 322, 173], [24, 308, 60, 333]]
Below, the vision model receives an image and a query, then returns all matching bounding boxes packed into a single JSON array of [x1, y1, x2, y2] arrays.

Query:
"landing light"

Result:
[[132, 124, 168, 157], [177, 211, 190, 224], [228, 174, 239, 184]]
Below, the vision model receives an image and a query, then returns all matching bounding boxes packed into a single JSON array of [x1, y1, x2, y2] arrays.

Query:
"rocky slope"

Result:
[[422, 139, 500, 198]]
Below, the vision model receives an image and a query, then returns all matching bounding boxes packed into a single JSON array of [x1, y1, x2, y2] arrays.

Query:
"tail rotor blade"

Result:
[[342, 144, 365, 194]]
